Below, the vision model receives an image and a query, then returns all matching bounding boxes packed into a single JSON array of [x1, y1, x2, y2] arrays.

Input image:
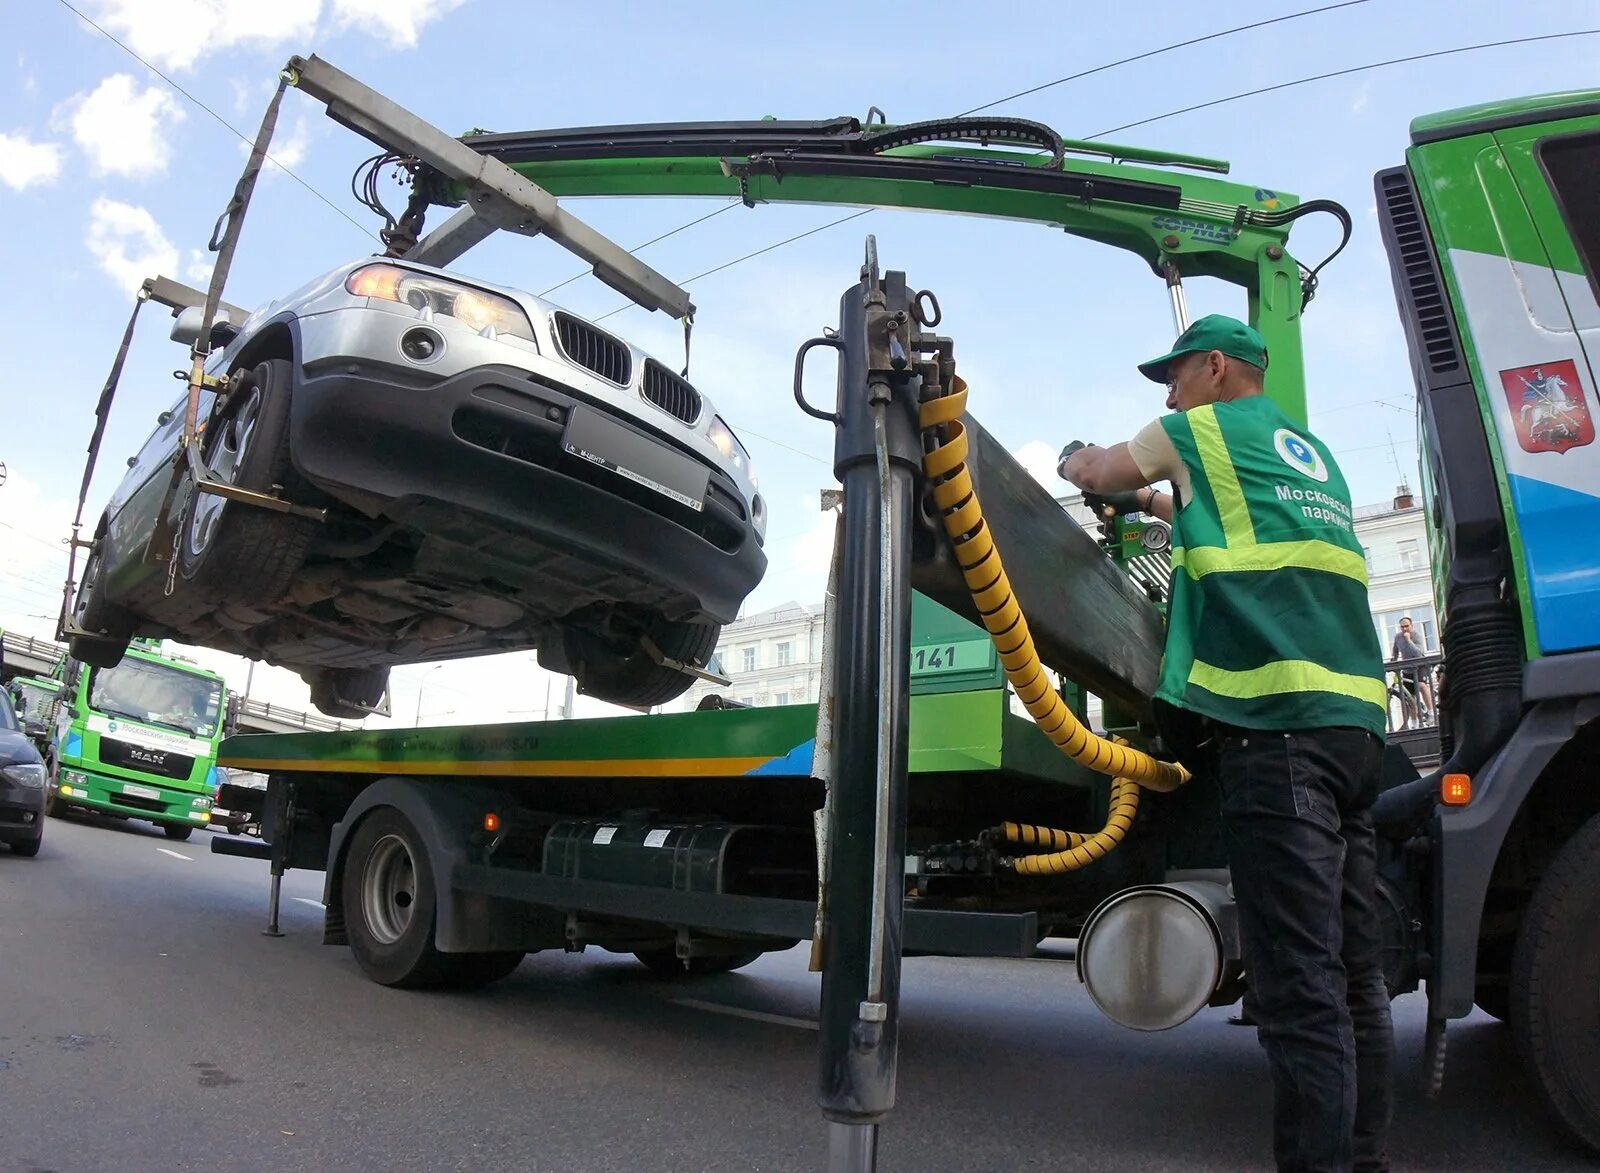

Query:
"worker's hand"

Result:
[[1084, 488, 1145, 518], [1057, 440, 1094, 480]]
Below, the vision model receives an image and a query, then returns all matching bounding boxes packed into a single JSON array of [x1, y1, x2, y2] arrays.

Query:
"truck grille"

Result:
[[553, 313, 632, 385], [100, 737, 194, 782], [641, 360, 703, 424], [1377, 168, 1462, 377]]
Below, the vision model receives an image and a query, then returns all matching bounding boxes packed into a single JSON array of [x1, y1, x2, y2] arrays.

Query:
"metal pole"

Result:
[[262, 866, 284, 937], [1163, 260, 1192, 333], [814, 245, 921, 1170]]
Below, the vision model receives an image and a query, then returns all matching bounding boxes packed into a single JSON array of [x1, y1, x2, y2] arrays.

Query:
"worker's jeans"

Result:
[[1215, 725, 1395, 1173]]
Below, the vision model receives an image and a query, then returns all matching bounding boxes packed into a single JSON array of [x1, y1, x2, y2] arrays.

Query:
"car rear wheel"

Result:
[[1510, 811, 1600, 1154], [306, 666, 389, 720], [179, 358, 314, 604], [67, 540, 132, 669], [571, 617, 721, 709]]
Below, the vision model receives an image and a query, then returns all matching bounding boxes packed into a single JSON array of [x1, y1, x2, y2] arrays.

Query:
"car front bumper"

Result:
[[0, 781, 45, 843], [288, 354, 767, 624], [53, 766, 211, 828]]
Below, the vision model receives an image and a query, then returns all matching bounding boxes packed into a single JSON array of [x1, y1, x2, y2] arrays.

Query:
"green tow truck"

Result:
[[49, 640, 228, 841], [197, 62, 1598, 1159]]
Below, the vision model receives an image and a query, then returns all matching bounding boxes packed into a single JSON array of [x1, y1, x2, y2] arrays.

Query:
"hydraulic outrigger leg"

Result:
[[811, 240, 947, 1170]]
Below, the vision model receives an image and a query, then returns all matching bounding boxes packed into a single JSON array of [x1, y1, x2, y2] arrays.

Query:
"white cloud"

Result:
[[0, 470, 78, 642], [330, 0, 468, 47], [1350, 82, 1372, 116], [1013, 440, 1063, 491], [86, 196, 179, 295], [0, 131, 64, 190], [84, 0, 322, 72], [238, 114, 313, 174], [64, 74, 185, 176], [184, 248, 215, 286]]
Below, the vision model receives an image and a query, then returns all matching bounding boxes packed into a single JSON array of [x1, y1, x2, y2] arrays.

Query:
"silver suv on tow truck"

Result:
[[70, 259, 767, 717]]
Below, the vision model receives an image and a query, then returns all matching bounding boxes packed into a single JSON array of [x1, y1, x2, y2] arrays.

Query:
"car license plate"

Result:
[[563, 409, 709, 512], [122, 783, 161, 800]]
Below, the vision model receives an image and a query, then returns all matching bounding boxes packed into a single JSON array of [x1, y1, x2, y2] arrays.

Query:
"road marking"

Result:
[[293, 897, 324, 908], [670, 997, 818, 1031], [157, 847, 193, 861]]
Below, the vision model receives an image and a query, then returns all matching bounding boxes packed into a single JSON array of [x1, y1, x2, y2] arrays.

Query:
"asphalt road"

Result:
[[1, 816, 1592, 1173]]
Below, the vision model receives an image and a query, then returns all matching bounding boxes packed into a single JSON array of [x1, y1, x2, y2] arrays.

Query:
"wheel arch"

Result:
[[321, 774, 504, 951], [1435, 695, 1600, 1016]]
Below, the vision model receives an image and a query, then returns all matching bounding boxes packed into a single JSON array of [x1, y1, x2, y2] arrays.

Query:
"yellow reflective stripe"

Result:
[[1172, 540, 1368, 584], [1189, 404, 1256, 548], [1189, 659, 1388, 708]]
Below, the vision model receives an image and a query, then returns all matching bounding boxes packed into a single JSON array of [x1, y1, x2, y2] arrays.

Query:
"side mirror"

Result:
[[170, 307, 242, 348]]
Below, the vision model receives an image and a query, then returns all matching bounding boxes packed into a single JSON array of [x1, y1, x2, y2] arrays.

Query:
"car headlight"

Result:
[[346, 263, 537, 345], [707, 416, 755, 483], [2, 763, 46, 789]]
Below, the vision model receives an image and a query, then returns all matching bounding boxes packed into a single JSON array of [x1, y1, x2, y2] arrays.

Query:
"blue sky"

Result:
[[1, 0, 1595, 724]]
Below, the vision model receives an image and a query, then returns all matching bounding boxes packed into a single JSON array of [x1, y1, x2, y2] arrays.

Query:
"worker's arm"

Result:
[[1057, 441, 1175, 522]]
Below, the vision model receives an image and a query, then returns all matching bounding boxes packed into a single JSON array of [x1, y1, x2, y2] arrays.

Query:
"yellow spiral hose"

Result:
[[918, 374, 1189, 874]]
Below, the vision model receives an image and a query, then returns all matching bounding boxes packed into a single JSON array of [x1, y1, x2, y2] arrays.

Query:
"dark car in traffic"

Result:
[[0, 695, 48, 856]]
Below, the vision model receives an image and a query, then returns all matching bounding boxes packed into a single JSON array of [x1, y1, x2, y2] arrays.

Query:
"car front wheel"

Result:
[[179, 357, 313, 604], [567, 617, 721, 709]]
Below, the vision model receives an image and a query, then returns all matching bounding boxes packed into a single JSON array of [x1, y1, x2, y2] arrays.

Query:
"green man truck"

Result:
[[49, 640, 228, 841], [104, 58, 1596, 1159]]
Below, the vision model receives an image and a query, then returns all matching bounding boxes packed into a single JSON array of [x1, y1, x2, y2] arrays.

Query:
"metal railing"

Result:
[[1384, 651, 1442, 735]]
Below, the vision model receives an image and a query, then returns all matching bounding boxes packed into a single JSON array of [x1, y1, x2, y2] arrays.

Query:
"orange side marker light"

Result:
[[1441, 774, 1472, 806], [483, 812, 501, 833]]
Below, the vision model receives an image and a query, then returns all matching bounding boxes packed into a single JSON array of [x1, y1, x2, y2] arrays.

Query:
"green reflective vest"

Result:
[[1157, 397, 1387, 735]]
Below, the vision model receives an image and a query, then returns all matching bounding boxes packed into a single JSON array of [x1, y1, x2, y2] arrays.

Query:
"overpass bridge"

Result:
[[2, 630, 358, 735]]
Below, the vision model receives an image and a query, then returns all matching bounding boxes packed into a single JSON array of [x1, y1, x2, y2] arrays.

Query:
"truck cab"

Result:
[[1376, 88, 1600, 1151], [47, 640, 228, 842]]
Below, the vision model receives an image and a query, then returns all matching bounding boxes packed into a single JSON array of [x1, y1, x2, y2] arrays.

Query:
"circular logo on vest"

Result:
[[1273, 427, 1329, 482]]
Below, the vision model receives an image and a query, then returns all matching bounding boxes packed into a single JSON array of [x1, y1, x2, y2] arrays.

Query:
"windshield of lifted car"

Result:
[[88, 660, 223, 738]]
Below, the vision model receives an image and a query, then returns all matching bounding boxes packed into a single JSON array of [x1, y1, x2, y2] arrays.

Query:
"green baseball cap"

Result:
[[1136, 313, 1269, 383]]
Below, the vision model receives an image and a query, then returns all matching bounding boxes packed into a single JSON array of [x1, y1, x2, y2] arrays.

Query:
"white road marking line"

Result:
[[670, 997, 818, 1031], [293, 897, 325, 908], [156, 847, 193, 861]]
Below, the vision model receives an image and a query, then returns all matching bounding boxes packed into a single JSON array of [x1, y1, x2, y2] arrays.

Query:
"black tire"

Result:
[[446, 951, 526, 989], [178, 358, 313, 604], [341, 807, 455, 988], [572, 618, 721, 709], [45, 791, 67, 818], [9, 833, 42, 858], [163, 824, 193, 842], [1510, 811, 1600, 1154], [68, 539, 132, 668], [307, 666, 389, 720], [633, 948, 764, 977]]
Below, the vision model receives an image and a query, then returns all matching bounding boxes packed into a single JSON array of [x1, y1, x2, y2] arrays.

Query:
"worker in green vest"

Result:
[[1060, 314, 1393, 1173]]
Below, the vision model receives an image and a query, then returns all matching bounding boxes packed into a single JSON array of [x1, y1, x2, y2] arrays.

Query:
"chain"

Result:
[[163, 522, 181, 597]]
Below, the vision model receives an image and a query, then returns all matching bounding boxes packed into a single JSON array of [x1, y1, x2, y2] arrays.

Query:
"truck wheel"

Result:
[[1510, 811, 1600, 1153], [633, 948, 764, 977], [179, 358, 314, 604], [306, 666, 389, 720], [342, 807, 455, 988], [163, 824, 193, 842], [68, 540, 132, 669], [570, 618, 721, 709]]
